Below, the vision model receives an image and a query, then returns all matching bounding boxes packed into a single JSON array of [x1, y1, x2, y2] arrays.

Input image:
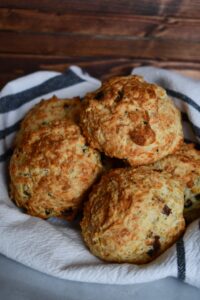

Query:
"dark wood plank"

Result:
[[0, 8, 200, 40], [0, 31, 200, 61], [1, 53, 200, 89], [0, 1, 200, 91], [0, 0, 200, 18]]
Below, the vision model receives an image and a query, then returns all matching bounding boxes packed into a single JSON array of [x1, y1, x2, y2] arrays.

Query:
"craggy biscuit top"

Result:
[[151, 143, 200, 187], [81, 168, 185, 264], [80, 75, 183, 166], [10, 119, 103, 220], [15, 96, 82, 146]]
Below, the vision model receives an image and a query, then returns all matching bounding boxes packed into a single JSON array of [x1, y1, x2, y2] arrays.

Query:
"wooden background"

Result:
[[0, 0, 200, 88]]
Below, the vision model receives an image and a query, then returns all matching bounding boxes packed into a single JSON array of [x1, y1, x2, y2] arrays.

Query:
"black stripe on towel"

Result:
[[0, 148, 13, 163], [0, 120, 21, 140], [181, 112, 200, 137], [0, 69, 84, 113], [181, 112, 191, 123], [166, 89, 200, 113], [176, 237, 186, 281]]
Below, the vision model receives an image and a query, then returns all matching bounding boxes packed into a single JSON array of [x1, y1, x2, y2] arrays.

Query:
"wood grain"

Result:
[[1, 0, 200, 18], [1, 31, 200, 61], [1, 53, 200, 88], [0, 8, 200, 40], [0, 0, 200, 88]]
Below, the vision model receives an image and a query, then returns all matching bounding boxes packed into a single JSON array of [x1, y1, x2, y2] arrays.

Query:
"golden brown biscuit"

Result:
[[15, 96, 82, 146], [10, 120, 103, 221], [80, 75, 183, 166], [81, 168, 185, 264], [149, 143, 200, 223]]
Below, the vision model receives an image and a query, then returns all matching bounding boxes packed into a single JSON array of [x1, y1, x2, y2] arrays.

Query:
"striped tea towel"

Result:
[[0, 66, 200, 287]]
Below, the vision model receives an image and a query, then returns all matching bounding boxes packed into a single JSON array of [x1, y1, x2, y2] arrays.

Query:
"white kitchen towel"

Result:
[[0, 66, 200, 287]]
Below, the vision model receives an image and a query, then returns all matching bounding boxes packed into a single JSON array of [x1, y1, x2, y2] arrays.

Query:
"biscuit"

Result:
[[149, 143, 200, 223], [10, 120, 103, 221], [81, 168, 185, 264], [15, 96, 82, 146], [80, 75, 183, 166]]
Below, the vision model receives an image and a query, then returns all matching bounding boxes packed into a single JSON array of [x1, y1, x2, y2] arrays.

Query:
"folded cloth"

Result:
[[0, 66, 200, 287]]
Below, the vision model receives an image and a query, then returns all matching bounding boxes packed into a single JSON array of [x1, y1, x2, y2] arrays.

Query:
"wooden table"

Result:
[[0, 0, 200, 87]]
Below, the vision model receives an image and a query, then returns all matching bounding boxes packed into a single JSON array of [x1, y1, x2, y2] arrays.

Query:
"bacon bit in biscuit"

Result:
[[147, 235, 161, 257], [162, 204, 172, 216]]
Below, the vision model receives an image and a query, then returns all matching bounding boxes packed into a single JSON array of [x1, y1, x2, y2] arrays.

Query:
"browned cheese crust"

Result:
[[15, 96, 82, 146], [81, 168, 185, 264], [10, 119, 103, 221], [80, 75, 183, 166]]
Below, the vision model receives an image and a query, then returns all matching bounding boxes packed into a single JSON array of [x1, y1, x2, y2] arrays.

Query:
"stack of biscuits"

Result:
[[9, 75, 200, 264]]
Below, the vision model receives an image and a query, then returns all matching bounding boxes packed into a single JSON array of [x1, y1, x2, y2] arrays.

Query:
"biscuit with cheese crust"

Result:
[[15, 96, 81, 146], [80, 75, 183, 166], [10, 120, 103, 221], [81, 168, 185, 264]]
